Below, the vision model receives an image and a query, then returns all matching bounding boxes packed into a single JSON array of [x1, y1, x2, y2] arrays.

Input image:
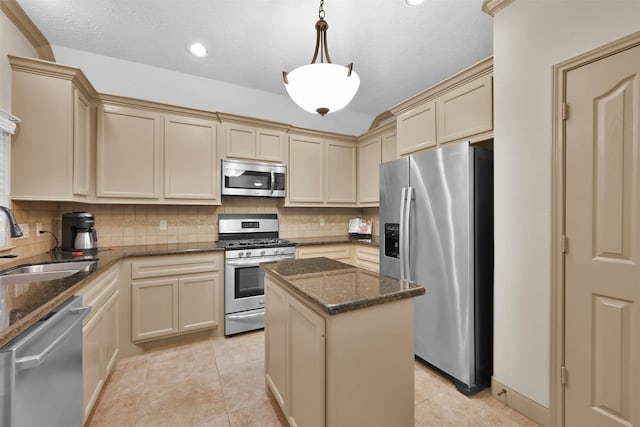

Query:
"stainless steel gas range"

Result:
[[216, 214, 295, 335]]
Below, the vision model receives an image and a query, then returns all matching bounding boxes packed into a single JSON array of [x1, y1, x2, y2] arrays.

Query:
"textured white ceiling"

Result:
[[15, 0, 493, 118]]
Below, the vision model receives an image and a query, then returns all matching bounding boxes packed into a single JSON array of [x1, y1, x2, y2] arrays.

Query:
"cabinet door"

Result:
[[436, 74, 493, 144], [288, 295, 325, 427], [357, 136, 381, 205], [288, 135, 324, 204], [381, 130, 398, 163], [265, 279, 289, 412], [326, 140, 357, 204], [73, 88, 91, 197], [178, 273, 219, 332], [131, 278, 179, 341], [256, 129, 285, 162], [103, 289, 120, 377], [10, 70, 74, 200], [164, 115, 218, 200], [97, 104, 162, 198], [397, 100, 436, 156], [225, 123, 256, 159], [82, 307, 104, 423]]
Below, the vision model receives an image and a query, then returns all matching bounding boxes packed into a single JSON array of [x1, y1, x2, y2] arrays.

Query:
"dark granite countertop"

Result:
[[0, 242, 224, 347], [261, 257, 424, 315], [288, 235, 380, 248]]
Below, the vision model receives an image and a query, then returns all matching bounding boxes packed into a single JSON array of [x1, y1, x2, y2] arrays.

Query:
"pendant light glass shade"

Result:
[[284, 63, 360, 116], [283, 0, 359, 116]]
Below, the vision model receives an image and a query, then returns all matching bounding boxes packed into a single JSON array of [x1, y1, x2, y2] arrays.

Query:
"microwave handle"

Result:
[[270, 169, 275, 195]]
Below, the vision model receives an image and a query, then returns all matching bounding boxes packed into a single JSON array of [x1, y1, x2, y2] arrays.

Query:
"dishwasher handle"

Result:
[[15, 306, 91, 370]]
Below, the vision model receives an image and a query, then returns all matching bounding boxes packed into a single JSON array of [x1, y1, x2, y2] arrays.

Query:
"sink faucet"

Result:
[[0, 206, 23, 238]]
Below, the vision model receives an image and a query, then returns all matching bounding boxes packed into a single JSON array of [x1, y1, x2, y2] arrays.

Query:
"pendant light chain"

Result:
[[319, 0, 325, 19]]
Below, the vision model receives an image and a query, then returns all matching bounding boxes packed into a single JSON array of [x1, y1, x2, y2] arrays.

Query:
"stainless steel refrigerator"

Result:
[[379, 141, 493, 394]]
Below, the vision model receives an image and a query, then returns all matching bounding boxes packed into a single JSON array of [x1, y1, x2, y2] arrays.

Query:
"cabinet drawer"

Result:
[[130, 253, 220, 279], [353, 245, 379, 273], [296, 244, 352, 262], [76, 265, 119, 323]]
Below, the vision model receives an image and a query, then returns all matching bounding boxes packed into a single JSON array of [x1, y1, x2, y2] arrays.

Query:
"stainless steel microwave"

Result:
[[221, 159, 286, 198]]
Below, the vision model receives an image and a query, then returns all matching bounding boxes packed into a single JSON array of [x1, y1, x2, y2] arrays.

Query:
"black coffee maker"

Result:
[[62, 212, 98, 253]]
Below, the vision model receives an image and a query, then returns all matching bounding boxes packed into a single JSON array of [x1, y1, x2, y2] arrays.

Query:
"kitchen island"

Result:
[[261, 257, 425, 427]]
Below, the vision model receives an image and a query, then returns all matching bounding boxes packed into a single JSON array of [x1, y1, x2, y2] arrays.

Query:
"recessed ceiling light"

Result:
[[405, 0, 424, 6], [189, 43, 208, 57]]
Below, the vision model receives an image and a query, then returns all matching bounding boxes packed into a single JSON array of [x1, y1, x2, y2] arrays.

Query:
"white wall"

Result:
[[52, 46, 373, 136], [493, 0, 640, 407]]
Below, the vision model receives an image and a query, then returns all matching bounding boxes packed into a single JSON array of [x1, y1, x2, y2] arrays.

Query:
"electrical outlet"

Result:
[[319, 216, 325, 226], [159, 220, 168, 231], [16, 224, 29, 239], [36, 223, 43, 236]]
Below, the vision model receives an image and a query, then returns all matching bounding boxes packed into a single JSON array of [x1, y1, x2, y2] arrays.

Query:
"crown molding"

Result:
[[481, 0, 514, 16], [0, 0, 54, 61]]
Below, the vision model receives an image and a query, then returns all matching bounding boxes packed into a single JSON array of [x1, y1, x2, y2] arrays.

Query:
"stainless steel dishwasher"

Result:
[[0, 296, 90, 427]]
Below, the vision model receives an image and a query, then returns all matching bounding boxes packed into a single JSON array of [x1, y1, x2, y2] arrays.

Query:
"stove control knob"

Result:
[[238, 252, 244, 258], [260, 250, 266, 256], [246, 251, 252, 257]]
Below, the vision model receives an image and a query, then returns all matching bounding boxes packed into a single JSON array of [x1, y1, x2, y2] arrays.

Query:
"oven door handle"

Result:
[[227, 311, 265, 320], [226, 256, 292, 267]]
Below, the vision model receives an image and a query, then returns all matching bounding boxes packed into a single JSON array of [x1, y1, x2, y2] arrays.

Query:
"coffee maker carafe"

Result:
[[62, 212, 98, 252]]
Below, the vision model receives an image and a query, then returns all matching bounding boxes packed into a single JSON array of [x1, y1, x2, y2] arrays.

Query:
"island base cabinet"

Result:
[[325, 300, 414, 427], [287, 296, 325, 427], [265, 275, 414, 427]]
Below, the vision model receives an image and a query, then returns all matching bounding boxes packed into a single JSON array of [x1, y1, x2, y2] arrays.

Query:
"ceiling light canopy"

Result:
[[283, 0, 359, 116], [189, 42, 208, 57], [405, 0, 425, 6]]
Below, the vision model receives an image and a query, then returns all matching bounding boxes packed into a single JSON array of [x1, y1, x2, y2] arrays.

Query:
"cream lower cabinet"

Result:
[[265, 274, 415, 427], [265, 278, 326, 427], [76, 265, 120, 424], [352, 245, 380, 272], [295, 244, 353, 263], [296, 243, 379, 272], [130, 253, 222, 342]]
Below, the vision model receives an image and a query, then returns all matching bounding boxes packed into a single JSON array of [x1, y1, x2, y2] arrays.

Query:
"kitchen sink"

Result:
[[0, 260, 97, 286]]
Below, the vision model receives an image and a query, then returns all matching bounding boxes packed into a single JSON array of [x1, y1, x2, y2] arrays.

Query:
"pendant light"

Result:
[[282, 0, 360, 116]]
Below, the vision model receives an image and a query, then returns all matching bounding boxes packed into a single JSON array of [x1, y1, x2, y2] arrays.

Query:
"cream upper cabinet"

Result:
[[357, 135, 382, 205], [288, 134, 325, 204], [381, 129, 398, 163], [392, 57, 493, 154], [436, 74, 493, 144], [396, 100, 436, 156], [97, 103, 162, 199], [223, 120, 286, 163], [97, 100, 221, 204], [9, 55, 95, 201], [357, 123, 396, 206], [287, 133, 357, 207], [164, 115, 218, 200], [326, 140, 357, 204]]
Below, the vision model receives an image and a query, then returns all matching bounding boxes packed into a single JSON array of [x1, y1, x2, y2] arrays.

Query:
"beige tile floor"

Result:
[[87, 330, 540, 427]]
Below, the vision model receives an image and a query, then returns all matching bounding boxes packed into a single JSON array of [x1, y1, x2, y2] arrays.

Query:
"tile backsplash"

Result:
[[5, 199, 379, 263]]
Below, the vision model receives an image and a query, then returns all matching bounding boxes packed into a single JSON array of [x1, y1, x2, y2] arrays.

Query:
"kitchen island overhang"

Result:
[[261, 257, 425, 427]]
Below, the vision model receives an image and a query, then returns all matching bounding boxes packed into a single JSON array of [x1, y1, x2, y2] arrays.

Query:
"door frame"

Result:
[[550, 31, 640, 427]]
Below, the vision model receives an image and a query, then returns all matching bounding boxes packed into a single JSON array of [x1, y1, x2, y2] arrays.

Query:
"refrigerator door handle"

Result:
[[404, 187, 414, 282], [399, 187, 408, 281]]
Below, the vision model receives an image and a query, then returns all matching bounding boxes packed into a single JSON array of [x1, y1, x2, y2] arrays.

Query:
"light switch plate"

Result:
[[159, 220, 168, 231]]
